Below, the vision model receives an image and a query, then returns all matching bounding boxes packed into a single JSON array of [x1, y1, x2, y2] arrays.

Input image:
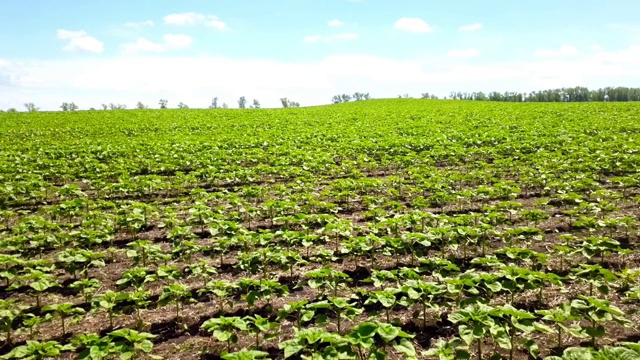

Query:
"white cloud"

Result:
[[122, 34, 193, 53], [303, 35, 323, 43], [2, 45, 640, 110], [163, 12, 228, 30], [394, 18, 432, 33], [56, 30, 104, 53], [124, 20, 154, 28], [328, 19, 344, 27], [163, 12, 203, 25], [534, 45, 580, 57], [590, 44, 604, 52], [304, 33, 359, 43], [447, 48, 480, 58], [459, 23, 483, 32]]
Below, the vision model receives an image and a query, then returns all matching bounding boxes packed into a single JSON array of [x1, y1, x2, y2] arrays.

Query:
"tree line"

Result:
[[4, 86, 640, 113], [446, 86, 640, 102]]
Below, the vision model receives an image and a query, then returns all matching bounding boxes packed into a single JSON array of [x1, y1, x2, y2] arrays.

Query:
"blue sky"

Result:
[[1, 0, 640, 110]]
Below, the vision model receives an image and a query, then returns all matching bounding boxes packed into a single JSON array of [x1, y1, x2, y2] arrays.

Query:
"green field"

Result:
[[1, 99, 640, 360]]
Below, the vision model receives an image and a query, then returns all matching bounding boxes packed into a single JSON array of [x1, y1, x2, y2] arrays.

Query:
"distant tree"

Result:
[[159, 99, 168, 109], [101, 104, 108, 110], [60, 102, 79, 111], [238, 96, 247, 109], [209, 97, 218, 109], [177, 102, 189, 109], [108, 103, 126, 110], [89, 107, 96, 111], [331, 95, 342, 104], [398, 94, 410, 99], [7, 108, 17, 113], [280, 98, 289, 108], [222, 103, 228, 109], [24, 103, 39, 112], [421, 93, 430, 99], [288, 100, 300, 108], [136, 102, 148, 110], [340, 94, 351, 103], [251, 99, 260, 109], [353, 92, 371, 101], [0, 109, 4, 113]]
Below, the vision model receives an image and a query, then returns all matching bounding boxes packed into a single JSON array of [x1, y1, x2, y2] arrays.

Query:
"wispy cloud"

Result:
[[56, 29, 104, 53], [304, 33, 359, 43], [459, 23, 483, 32], [122, 34, 193, 53], [124, 20, 154, 28], [163, 12, 228, 30], [534, 45, 580, 57], [328, 19, 344, 27], [447, 48, 480, 58], [394, 18, 432, 33]]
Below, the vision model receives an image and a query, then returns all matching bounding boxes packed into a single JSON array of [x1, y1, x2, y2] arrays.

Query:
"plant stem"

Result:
[[423, 303, 427, 329]]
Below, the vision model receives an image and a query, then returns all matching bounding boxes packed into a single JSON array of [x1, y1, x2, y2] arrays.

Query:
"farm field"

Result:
[[1, 99, 640, 360]]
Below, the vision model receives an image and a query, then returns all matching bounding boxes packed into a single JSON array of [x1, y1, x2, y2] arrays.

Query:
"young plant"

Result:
[[201, 316, 248, 353], [424, 337, 470, 360], [221, 350, 271, 360], [279, 327, 351, 359], [536, 302, 585, 348], [237, 279, 289, 310], [10, 269, 60, 308], [42, 303, 86, 337], [198, 280, 238, 314], [0, 299, 26, 345], [305, 268, 352, 298], [186, 260, 218, 287], [107, 328, 159, 360], [309, 297, 364, 334], [363, 287, 402, 323], [128, 290, 151, 330], [278, 300, 315, 330], [571, 264, 618, 296], [0, 340, 68, 360], [244, 314, 279, 349], [400, 280, 447, 328], [346, 321, 417, 360], [158, 283, 194, 328], [570, 296, 631, 348], [92, 290, 130, 329], [57, 249, 105, 280], [116, 267, 150, 291], [490, 304, 549, 360], [448, 302, 496, 360], [70, 278, 102, 303], [70, 333, 115, 360]]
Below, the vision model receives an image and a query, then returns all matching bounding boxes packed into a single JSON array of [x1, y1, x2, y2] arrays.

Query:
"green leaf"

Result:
[[376, 323, 400, 343], [136, 339, 153, 353], [283, 343, 304, 358], [533, 322, 555, 334], [585, 325, 605, 338], [459, 325, 475, 345], [521, 339, 539, 359], [214, 329, 232, 342], [597, 285, 609, 295], [393, 338, 417, 359], [355, 322, 377, 338], [491, 326, 512, 350]]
